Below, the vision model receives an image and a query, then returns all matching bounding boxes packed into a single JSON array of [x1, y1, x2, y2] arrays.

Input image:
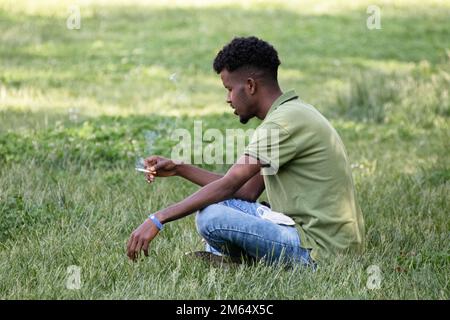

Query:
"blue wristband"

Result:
[[149, 214, 164, 231]]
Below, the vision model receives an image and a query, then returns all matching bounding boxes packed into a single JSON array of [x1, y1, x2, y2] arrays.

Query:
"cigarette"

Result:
[[135, 168, 151, 173]]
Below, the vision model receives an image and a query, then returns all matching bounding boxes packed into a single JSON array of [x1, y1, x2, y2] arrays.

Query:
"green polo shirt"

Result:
[[244, 90, 365, 261]]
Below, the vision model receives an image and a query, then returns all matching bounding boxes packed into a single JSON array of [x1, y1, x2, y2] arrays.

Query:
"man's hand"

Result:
[[127, 155, 261, 262], [127, 218, 159, 261], [144, 156, 178, 183]]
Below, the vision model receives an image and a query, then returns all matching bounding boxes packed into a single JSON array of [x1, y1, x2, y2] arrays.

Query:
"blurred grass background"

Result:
[[0, 0, 449, 299]]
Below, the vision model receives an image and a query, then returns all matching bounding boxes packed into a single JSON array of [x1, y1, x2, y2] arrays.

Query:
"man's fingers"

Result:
[[127, 234, 134, 253], [144, 156, 159, 168], [144, 156, 156, 165], [146, 173, 155, 183], [134, 239, 144, 261], [153, 159, 170, 171], [127, 238, 135, 259], [143, 240, 150, 257], [145, 173, 154, 179], [128, 236, 139, 261]]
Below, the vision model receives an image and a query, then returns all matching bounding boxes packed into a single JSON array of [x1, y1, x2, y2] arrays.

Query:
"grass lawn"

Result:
[[0, 0, 449, 299]]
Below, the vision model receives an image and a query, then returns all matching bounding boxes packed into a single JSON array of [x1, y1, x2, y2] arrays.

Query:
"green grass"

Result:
[[0, 0, 449, 299]]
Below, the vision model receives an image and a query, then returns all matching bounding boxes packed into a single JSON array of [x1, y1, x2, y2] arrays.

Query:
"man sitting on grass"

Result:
[[127, 36, 365, 266]]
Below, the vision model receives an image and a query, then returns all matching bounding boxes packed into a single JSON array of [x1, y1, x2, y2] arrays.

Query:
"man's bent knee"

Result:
[[195, 203, 226, 237]]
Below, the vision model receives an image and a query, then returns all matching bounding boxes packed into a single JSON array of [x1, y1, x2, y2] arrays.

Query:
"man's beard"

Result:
[[239, 116, 249, 124]]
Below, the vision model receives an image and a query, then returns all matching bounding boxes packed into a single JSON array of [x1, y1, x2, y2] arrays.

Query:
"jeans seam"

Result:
[[206, 226, 301, 249]]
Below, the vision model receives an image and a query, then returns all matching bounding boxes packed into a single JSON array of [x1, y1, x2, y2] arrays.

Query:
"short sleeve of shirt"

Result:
[[244, 121, 297, 175]]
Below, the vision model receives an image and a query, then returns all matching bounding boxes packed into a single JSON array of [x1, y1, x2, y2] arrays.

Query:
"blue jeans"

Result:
[[195, 198, 313, 267]]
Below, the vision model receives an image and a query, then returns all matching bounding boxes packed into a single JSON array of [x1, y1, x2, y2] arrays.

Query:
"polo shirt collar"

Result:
[[266, 89, 298, 116]]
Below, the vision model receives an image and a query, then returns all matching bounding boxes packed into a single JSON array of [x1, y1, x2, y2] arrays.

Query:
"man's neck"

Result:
[[256, 87, 283, 120]]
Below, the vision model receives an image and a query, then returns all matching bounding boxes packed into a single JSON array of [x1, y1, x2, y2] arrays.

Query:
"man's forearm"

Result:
[[176, 163, 264, 202], [176, 163, 223, 187], [154, 176, 237, 224], [153, 155, 261, 225]]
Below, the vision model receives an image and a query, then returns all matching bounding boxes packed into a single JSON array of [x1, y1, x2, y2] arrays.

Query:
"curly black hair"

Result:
[[213, 36, 281, 80]]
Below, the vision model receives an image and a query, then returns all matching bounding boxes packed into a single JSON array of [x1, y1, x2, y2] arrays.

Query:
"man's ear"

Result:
[[246, 77, 257, 95]]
